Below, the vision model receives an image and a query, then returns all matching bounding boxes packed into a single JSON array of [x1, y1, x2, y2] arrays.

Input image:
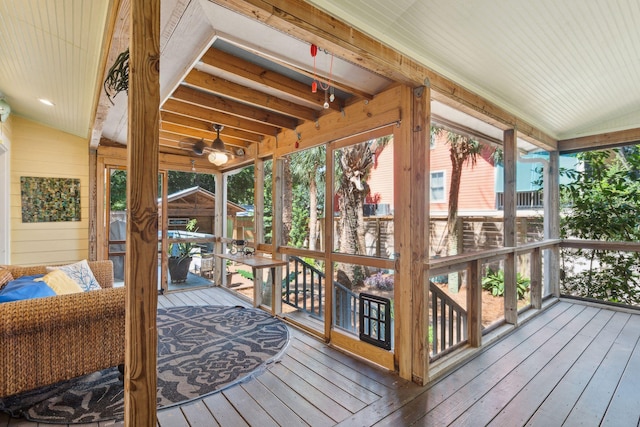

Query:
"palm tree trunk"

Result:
[[308, 176, 318, 251], [282, 159, 293, 245]]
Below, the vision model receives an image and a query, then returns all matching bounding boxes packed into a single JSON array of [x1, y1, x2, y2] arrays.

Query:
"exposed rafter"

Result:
[[185, 67, 318, 122], [160, 111, 262, 143], [162, 98, 280, 136], [171, 83, 298, 130], [201, 47, 344, 112]]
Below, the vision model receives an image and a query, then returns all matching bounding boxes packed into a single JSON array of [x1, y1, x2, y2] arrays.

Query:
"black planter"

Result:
[[168, 256, 192, 283]]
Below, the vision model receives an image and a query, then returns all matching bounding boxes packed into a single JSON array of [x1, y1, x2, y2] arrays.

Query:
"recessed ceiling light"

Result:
[[38, 98, 54, 106]]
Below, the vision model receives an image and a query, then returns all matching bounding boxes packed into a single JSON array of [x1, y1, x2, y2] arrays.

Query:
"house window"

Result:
[[430, 171, 446, 202]]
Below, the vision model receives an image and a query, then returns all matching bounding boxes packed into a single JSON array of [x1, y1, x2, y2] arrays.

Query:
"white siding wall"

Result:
[[10, 116, 89, 265]]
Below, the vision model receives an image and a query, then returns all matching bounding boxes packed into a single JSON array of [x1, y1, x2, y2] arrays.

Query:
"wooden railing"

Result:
[[334, 281, 360, 334], [429, 281, 468, 361], [283, 256, 324, 319], [282, 256, 362, 333], [427, 239, 560, 353]]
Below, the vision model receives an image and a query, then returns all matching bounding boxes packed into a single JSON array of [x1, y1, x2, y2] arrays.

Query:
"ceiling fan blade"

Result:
[[192, 138, 205, 155], [178, 137, 207, 155]]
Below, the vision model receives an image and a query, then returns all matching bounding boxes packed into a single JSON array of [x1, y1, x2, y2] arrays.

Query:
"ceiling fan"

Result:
[[179, 124, 244, 166]]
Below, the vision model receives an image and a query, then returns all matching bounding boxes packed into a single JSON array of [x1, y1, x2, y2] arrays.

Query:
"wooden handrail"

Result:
[[560, 239, 640, 252], [427, 240, 562, 277], [429, 280, 468, 360]]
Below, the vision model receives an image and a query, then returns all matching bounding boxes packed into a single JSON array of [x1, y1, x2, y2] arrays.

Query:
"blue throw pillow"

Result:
[[0, 275, 56, 303]]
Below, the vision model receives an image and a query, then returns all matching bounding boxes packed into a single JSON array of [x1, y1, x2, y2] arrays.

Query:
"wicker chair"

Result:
[[0, 260, 125, 398]]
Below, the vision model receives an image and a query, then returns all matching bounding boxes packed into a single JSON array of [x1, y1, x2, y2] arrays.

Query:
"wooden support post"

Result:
[[531, 247, 542, 309], [214, 172, 225, 285], [159, 172, 168, 294], [394, 86, 412, 380], [88, 149, 97, 261], [546, 151, 561, 297], [324, 145, 334, 341], [95, 156, 106, 261], [125, 0, 160, 425], [254, 158, 264, 245], [503, 129, 518, 325], [406, 85, 429, 384], [467, 259, 482, 347]]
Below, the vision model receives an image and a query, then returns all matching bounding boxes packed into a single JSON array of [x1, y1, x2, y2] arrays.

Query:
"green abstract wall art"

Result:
[[21, 177, 81, 223]]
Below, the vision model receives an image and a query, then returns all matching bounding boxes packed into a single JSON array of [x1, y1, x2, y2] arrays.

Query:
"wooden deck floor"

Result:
[[3, 288, 640, 426]]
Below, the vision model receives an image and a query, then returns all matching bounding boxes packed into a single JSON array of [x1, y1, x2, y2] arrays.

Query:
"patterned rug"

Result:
[[0, 305, 289, 424]]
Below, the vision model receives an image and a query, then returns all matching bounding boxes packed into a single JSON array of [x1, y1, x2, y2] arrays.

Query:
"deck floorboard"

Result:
[[4, 288, 640, 427], [221, 385, 279, 427], [179, 400, 219, 427]]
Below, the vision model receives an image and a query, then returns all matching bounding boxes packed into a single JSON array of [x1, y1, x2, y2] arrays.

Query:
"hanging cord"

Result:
[[318, 49, 334, 91], [311, 45, 333, 94]]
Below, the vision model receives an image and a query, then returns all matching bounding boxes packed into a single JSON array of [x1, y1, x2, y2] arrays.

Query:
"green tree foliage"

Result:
[[289, 185, 310, 248], [227, 166, 255, 205], [109, 169, 127, 210], [289, 146, 326, 249], [167, 171, 216, 194], [560, 146, 640, 305], [262, 160, 273, 244]]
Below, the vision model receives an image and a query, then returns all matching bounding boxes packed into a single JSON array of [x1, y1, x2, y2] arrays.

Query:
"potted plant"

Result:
[[168, 219, 197, 283]]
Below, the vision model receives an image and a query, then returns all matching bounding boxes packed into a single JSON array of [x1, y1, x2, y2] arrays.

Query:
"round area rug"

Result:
[[0, 305, 289, 424]]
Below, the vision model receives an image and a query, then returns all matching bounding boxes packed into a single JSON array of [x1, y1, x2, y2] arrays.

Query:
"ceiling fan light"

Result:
[[208, 151, 229, 166]]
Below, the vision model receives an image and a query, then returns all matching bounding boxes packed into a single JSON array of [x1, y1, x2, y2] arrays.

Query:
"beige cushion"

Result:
[[46, 260, 101, 292], [36, 269, 83, 295]]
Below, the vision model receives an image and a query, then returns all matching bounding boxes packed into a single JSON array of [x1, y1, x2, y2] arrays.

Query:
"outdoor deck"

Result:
[[2, 288, 640, 426]]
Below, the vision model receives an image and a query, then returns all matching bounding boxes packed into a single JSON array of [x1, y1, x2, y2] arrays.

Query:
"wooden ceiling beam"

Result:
[[163, 98, 279, 136], [558, 127, 640, 154], [221, 45, 376, 101], [172, 82, 297, 130], [213, 0, 557, 150], [201, 47, 344, 111], [158, 140, 197, 156], [160, 111, 262, 143], [186, 61, 319, 121], [159, 122, 252, 148]]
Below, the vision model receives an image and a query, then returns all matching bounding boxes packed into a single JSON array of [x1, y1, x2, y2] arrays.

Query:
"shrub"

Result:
[[364, 272, 394, 291], [482, 268, 530, 300]]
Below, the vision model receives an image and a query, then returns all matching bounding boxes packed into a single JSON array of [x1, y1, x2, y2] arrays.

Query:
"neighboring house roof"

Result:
[[160, 186, 246, 215]]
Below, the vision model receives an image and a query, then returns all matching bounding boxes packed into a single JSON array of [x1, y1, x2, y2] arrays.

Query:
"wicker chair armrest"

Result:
[[0, 287, 125, 336]]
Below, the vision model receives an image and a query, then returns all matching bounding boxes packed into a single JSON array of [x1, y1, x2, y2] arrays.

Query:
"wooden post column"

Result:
[[125, 0, 160, 425], [410, 85, 429, 384], [467, 259, 483, 346], [546, 151, 561, 296], [394, 84, 429, 383], [503, 129, 518, 325], [214, 172, 225, 285]]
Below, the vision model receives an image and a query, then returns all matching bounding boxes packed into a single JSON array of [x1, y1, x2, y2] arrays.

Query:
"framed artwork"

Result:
[[20, 177, 81, 223]]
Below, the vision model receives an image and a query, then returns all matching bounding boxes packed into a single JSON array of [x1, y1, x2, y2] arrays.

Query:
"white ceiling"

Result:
[[306, 0, 640, 140], [0, 0, 639, 144], [0, 0, 109, 138]]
